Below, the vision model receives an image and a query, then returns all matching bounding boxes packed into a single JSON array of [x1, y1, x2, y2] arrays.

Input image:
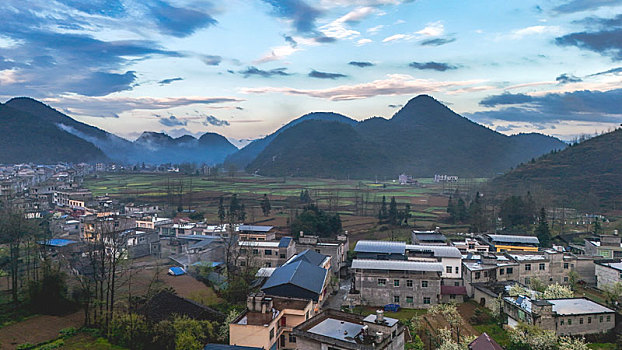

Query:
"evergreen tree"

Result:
[[238, 204, 246, 222], [403, 203, 411, 225], [447, 196, 456, 224], [260, 194, 271, 216], [468, 192, 486, 232], [228, 194, 241, 221], [388, 197, 398, 225], [456, 198, 467, 223], [378, 196, 388, 223], [535, 207, 552, 248], [593, 217, 602, 234], [218, 197, 225, 224]]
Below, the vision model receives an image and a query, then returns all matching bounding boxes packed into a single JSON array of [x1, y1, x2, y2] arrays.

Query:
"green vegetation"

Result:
[[291, 204, 342, 237]]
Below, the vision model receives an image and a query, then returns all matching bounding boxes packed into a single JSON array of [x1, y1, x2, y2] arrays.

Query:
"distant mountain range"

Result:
[[0, 97, 237, 165], [231, 95, 567, 178], [489, 128, 622, 210]]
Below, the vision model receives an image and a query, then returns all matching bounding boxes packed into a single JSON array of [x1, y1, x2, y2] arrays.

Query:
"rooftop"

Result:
[[238, 241, 281, 248], [468, 333, 503, 350], [308, 318, 364, 343], [413, 232, 447, 242], [549, 298, 614, 316], [354, 240, 405, 255], [598, 261, 622, 271], [286, 249, 329, 267], [238, 225, 273, 232], [486, 234, 539, 245], [362, 314, 399, 327], [262, 260, 328, 295], [508, 254, 548, 261], [406, 244, 462, 258], [351, 259, 443, 272]]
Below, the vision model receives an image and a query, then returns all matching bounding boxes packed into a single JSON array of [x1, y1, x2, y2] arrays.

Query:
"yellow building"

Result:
[[484, 234, 540, 252]]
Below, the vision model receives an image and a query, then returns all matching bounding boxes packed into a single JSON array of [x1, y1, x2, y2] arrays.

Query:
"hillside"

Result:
[[246, 95, 566, 179], [225, 112, 357, 169], [489, 129, 622, 210], [5, 98, 237, 165], [0, 103, 107, 163]]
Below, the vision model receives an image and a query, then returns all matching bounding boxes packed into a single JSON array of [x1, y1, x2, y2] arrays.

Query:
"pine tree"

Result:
[[404, 203, 411, 225], [456, 198, 467, 223], [379, 196, 388, 223], [218, 197, 225, 224], [388, 197, 398, 225], [260, 194, 271, 216], [535, 207, 552, 248], [447, 196, 456, 224]]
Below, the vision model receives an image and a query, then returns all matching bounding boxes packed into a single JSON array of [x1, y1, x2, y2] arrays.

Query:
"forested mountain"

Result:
[[3, 98, 237, 165], [245, 95, 567, 178], [225, 112, 357, 168], [489, 129, 622, 210], [0, 103, 107, 163]]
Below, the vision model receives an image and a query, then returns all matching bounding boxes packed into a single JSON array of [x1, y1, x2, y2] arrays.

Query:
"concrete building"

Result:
[[126, 229, 161, 259], [412, 230, 448, 245], [350, 259, 442, 308], [296, 233, 349, 275], [292, 309, 404, 350], [584, 235, 622, 258], [237, 237, 296, 268], [238, 225, 276, 241], [595, 260, 622, 290], [452, 238, 489, 254], [229, 293, 314, 350], [354, 240, 406, 260], [480, 234, 539, 252], [503, 296, 615, 336]]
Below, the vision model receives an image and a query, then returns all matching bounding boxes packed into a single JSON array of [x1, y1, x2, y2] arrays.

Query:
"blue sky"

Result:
[[1, 0, 622, 145]]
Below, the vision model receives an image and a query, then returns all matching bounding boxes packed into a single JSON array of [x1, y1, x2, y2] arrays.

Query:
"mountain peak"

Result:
[[390, 94, 456, 124]]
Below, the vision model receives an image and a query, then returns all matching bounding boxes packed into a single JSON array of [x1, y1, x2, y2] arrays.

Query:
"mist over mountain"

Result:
[[243, 95, 567, 179], [2, 98, 237, 165]]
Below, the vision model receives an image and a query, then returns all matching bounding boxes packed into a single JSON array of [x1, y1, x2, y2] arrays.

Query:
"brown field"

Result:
[[0, 311, 83, 349]]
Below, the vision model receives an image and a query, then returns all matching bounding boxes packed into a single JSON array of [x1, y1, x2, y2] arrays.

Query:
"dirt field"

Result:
[[0, 311, 83, 349]]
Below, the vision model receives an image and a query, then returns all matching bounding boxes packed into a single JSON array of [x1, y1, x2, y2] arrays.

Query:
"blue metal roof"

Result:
[[287, 249, 328, 267], [262, 260, 327, 295], [278, 236, 293, 248], [39, 239, 77, 247], [354, 240, 406, 254], [168, 267, 186, 276], [238, 225, 273, 232]]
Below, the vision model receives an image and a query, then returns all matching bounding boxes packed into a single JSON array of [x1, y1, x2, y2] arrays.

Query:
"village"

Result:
[[0, 164, 620, 350]]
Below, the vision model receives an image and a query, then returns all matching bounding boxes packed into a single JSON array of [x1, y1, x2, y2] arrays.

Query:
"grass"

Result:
[[186, 288, 224, 306], [59, 334, 126, 350], [473, 323, 510, 347], [588, 343, 617, 350]]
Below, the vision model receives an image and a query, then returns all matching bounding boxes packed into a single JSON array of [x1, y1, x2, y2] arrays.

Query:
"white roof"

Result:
[[550, 298, 614, 315], [601, 262, 622, 271], [509, 254, 548, 261], [406, 244, 462, 258], [255, 267, 276, 277], [352, 259, 443, 272], [238, 241, 281, 248]]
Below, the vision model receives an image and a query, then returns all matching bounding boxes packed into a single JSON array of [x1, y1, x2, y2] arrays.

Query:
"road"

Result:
[[325, 276, 352, 310]]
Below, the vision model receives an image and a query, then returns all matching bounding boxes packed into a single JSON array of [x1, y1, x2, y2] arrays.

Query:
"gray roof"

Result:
[[351, 259, 443, 272], [599, 262, 622, 271], [308, 318, 364, 343], [362, 314, 399, 327], [354, 240, 405, 254], [406, 244, 462, 258], [549, 298, 614, 315], [262, 260, 327, 295], [287, 249, 329, 267], [486, 234, 539, 245], [238, 225, 273, 232], [413, 233, 447, 241]]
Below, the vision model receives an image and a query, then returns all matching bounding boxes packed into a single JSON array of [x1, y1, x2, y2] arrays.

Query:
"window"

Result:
[[525, 264, 531, 271], [560, 320, 564, 325], [564, 263, 569, 269], [240, 261, 246, 266], [446, 266, 452, 274], [455, 282, 460, 286], [568, 319, 572, 325], [270, 328, 274, 339], [265, 262, 272, 267], [279, 254, 285, 259], [450, 294, 456, 300], [265, 249, 272, 255], [422, 281, 428, 288], [306, 311, 310, 320], [394, 296, 400, 303], [600, 316, 603, 322], [406, 296, 413, 303], [607, 315, 611, 322], [252, 249, 259, 255], [378, 279, 386, 286], [289, 334, 296, 343], [315, 249, 321, 253], [579, 318, 583, 324], [469, 244, 475, 250], [475, 272, 481, 279], [240, 248, 247, 254], [506, 267, 513, 274], [499, 268, 504, 275], [525, 277, 530, 284], [564, 277, 569, 282], [280, 334, 285, 347], [455, 266, 459, 273], [394, 280, 400, 287], [588, 317, 591, 324], [539, 263, 545, 271], [407, 280, 413, 287], [423, 297, 431, 304], [484, 271, 488, 277]]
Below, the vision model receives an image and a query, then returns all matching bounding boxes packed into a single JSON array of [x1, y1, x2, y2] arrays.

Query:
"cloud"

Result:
[[43, 95, 244, 117], [556, 28, 622, 60], [420, 37, 456, 46], [367, 25, 384, 34], [201, 55, 222, 65], [556, 73, 582, 84], [408, 61, 457, 71], [203, 115, 230, 126], [57, 0, 125, 17], [357, 38, 373, 45], [382, 33, 412, 42], [158, 77, 184, 85], [415, 21, 444, 37], [261, 0, 323, 33], [553, 0, 620, 14], [158, 115, 187, 127], [349, 61, 375, 67], [241, 74, 490, 101], [319, 6, 376, 40], [388, 104, 403, 108], [147, 0, 217, 38], [472, 89, 622, 123], [308, 69, 347, 79], [67, 71, 137, 96], [284, 35, 298, 48], [588, 66, 622, 76], [239, 66, 292, 78], [314, 36, 338, 43], [510, 25, 561, 39], [255, 45, 301, 64]]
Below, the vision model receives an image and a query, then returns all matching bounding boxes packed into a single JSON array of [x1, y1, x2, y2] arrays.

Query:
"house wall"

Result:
[[555, 313, 615, 335], [230, 322, 276, 350], [441, 257, 462, 279], [595, 264, 622, 290], [354, 269, 440, 308]]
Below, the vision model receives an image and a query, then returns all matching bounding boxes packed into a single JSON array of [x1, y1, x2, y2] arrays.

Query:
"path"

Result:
[[325, 276, 352, 310]]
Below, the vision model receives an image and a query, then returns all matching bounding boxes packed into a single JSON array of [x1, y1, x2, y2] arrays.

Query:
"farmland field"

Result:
[[84, 173, 487, 237]]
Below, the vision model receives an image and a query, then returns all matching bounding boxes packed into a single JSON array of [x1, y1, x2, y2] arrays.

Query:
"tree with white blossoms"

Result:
[[602, 281, 622, 307], [435, 328, 476, 350], [508, 322, 557, 350], [558, 336, 590, 350], [428, 303, 464, 343], [508, 283, 532, 297], [542, 283, 574, 299]]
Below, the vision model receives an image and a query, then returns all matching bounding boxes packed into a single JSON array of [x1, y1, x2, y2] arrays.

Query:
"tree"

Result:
[[602, 281, 622, 307], [228, 194, 241, 222], [593, 217, 602, 234], [378, 196, 388, 223], [567, 270, 580, 291], [260, 194, 271, 216], [0, 206, 32, 303], [456, 198, 467, 223], [403, 203, 411, 225], [557, 336, 589, 350], [291, 204, 342, 237], [542, 283, 573, 299], [468, 192, 487, 232], [388, 197, 398, 225], [508, 322, 557, 350], [535, 208, 552, 248], [218, 310, 239, 343], [217, 197, 225, 224], [447, 196, 456, 223], [499, 195, 532, 229], [429, 303, 463, 344], [508, 283, 531, 297]]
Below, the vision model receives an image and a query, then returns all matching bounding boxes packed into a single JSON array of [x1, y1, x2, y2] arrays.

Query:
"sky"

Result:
[[1, 0, 622, 145]]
